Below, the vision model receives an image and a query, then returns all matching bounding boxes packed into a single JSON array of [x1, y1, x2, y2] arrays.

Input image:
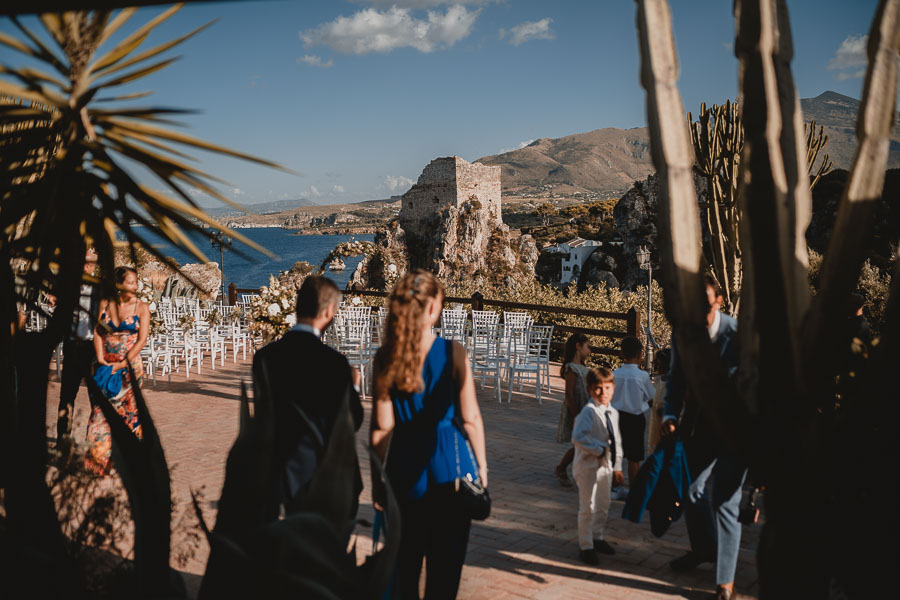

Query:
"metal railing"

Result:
[[230, 283, 638, 357]]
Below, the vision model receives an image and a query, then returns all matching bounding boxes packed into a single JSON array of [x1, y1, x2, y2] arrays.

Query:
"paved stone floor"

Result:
[[45, 355, 759, 599]]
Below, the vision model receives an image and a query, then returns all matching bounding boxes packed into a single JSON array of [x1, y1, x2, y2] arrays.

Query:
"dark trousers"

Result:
[[391, 488, 472, 600], [57, 339, 95, 439]]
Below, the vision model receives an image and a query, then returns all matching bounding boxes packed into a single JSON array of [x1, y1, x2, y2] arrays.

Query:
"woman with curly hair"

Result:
[[371, 269, 488, 599]]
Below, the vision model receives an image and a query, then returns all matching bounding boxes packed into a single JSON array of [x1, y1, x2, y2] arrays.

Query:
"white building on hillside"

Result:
[[547, 237, 604, 284]]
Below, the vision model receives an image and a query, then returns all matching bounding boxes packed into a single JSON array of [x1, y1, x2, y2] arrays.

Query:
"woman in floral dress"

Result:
[[85, 266, 150, 476]]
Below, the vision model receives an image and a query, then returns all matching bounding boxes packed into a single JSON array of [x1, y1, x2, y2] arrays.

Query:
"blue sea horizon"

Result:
[[134, 227, 374, 290]]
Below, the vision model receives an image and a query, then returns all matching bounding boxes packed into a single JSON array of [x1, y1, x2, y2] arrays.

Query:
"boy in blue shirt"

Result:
[[571, 367, 624, 565]]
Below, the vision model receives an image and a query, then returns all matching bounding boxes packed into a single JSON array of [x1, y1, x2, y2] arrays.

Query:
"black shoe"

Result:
[[579, 549, 599, 565], [669, 550, 714, 572], [593, 539, 616, 555]]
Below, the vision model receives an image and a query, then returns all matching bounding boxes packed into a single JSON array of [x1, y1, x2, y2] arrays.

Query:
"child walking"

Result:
[[554, 333, 591, 487], [571, 367, 624, 565], [611, 336, 656, 492]]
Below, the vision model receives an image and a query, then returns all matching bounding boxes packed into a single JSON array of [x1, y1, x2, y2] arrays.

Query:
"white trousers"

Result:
[[573, 452, 613, 550]]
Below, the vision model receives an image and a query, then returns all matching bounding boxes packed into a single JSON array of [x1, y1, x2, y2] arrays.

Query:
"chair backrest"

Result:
[[504, 311, 532, 328], [472, 310, 499, 329], [471, 321, 503, 360]]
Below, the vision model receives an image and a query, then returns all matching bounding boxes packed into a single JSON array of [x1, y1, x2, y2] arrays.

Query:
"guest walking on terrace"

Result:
[[554, 333, 591, 487], [85, 266, 150, 476], [252, 275, 363, 517], [611, 336, 656, 494], [662, 274, 745, 600], [371, 269, 489, 600]]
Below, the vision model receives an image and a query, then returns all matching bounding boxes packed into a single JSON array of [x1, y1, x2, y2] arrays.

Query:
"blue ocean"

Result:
[[136, 227, 375, 290]]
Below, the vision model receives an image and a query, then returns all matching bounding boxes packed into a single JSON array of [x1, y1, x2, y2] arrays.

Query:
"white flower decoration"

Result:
[[387, 264, 397, 273], [351, 296, 362, 306], [281, 298, 290, 310], [148, 301, 157, 312], [285, 314, 297, 326], [267, 303, 281, 316]]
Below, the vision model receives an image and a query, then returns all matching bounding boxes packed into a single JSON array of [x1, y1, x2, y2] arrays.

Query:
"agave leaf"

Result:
[[100, 116, 298, 173], [94, 7, 137, 49], [89, 3, 182, 74], [93, 18, 218, 80], [93, 90, 154, 102], [102, 126, 197, 160], [0, 65, 69, 93], [90, 56, 180, 90], [0, 80, 66, 109], [0, 25, 66, 77], [38, 13, 66, 53]]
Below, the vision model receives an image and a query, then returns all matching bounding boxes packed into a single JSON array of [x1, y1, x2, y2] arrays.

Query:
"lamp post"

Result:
[[210, 230, 231, 304], [636, 245, 653, 371]]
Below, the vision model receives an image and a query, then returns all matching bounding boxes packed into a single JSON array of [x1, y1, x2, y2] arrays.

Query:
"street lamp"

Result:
[[636, 245, 654, 371], [209, 230, 232, 304]]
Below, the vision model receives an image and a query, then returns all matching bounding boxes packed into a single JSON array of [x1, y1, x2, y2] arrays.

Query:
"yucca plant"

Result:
[[0, 5, 286, 597], [635, 0, 898, 596]]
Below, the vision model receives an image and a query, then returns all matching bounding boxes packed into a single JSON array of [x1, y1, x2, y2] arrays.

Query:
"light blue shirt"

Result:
[[572, 401, 624, 471], [611, 363, 655, 415]]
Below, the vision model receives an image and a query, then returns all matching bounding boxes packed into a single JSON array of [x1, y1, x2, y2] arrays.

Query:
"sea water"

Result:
[[135, 227, 375, 290]]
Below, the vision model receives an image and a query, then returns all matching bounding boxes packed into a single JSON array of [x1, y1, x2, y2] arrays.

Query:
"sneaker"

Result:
[[593, 539, 616, 555], [579, 549, 599, 565], [669, 550, 715, 572], [610, 486, 629, 501], [554, 466, 573, 487]]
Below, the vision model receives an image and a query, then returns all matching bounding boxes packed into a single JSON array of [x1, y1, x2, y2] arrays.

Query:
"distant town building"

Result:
[[547, 237, 604, 283]]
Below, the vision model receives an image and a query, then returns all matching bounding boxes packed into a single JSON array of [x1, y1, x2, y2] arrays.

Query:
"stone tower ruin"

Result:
[[399, 156, 502, 231]]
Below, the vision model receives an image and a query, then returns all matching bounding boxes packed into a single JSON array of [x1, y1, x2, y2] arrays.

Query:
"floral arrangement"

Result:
[[248, 274, 297, 342], [178, 313, 195, 333], [205, 309, 222, 327], [138, 278, 165, 335], [227, 306, 243, 324]]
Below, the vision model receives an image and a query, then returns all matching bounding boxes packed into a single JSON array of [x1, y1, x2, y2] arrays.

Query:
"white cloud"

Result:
[[836, 69, 866, 81], [300, 5, 479, 55], [828, 34, 867, 71], [232, 187, 244, 196], [499, 18, 554, 47], [298, 54, 334, 68], [309, 185, 321, 197], [383, 175, 415, 192], [499, 139, 535, 154], [331, 185, 345, 194]]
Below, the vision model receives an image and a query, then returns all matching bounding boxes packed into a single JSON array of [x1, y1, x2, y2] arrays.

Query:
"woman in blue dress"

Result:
[[371, 269, 489, 600]]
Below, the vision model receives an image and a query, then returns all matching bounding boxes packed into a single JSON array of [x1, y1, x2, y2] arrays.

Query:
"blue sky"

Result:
[[0, 0, 883, 206]]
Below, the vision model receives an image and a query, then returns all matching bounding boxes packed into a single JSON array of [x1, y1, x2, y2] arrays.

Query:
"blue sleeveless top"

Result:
[[386, 337, 480, 501]]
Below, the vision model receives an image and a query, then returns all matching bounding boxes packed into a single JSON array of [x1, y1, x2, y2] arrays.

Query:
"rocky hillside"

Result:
[[476, 127, 654, 199], [476, 91, 900, 199]]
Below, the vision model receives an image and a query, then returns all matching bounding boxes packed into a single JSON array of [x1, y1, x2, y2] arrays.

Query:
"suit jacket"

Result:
[[252, 330, 363, 509], [664, 312, 739, 465], [621, 435, 691, 538]]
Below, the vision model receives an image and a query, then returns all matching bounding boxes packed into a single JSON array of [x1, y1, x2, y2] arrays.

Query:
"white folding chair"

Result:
[[470, 320, 504, 402]]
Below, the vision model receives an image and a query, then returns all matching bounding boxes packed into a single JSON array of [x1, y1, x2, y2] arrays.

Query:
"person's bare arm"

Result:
[[94, 299, 109, 365], [564, 370, 578, 417], [369, 357, 394, 507], [454, 341, 488, 487], [123, 302, 150, 365]]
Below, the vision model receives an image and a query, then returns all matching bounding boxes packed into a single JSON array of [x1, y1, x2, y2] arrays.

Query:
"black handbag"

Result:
[[452, 420, 491, 520]]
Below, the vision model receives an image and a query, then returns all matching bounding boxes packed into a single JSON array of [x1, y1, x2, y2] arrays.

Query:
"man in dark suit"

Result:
[[662, 274, 745, 600], [252, 276, 363, 515]]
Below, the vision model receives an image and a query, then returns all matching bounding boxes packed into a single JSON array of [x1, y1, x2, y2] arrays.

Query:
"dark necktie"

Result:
[[605, 411, 617, 466]]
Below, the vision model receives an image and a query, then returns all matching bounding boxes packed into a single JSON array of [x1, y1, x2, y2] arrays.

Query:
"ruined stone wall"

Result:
[[399, 156, 501, 230], [455, 158, 501, 226]]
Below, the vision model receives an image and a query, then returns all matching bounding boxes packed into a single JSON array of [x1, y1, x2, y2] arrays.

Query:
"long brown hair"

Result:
[[374, 269, 443, 395]]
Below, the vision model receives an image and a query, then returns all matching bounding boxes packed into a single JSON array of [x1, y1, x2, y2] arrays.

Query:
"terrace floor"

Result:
[[44, 354, 760, 599]]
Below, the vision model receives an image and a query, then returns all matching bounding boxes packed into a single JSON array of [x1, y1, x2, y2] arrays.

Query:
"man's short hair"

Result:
[[620, 336, 643, 360], [296, 276, 341, 319], [586, 367, 614, 388], [704, 273, 723, 299]]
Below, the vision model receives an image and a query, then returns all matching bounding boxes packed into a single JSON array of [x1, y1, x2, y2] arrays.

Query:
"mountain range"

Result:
[[476, 91, 900, 197]]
